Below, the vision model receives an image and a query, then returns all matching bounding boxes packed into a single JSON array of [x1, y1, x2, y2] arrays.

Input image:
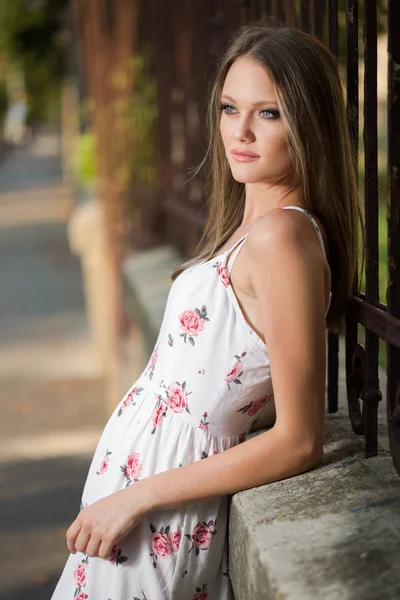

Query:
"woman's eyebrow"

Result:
[[220, 94, 278, 107]]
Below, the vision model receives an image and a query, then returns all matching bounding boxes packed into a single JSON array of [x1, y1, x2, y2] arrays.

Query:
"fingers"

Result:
[[98, 537, 115, 560], [65, 518, 82, 554], [65, 517, 116, 559], [74, 529, 92, 554], [85, 536, 102, 558]]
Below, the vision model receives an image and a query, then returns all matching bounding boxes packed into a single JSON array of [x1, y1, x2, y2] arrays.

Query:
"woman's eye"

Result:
[[218, 103, 236, 114], [259, 109, 280, 119]]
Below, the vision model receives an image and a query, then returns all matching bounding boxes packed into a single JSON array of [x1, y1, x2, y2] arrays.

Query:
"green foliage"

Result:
[[95, 47, 159, 189], [72, 131, 97, 189], [0, 0, 68, 123]]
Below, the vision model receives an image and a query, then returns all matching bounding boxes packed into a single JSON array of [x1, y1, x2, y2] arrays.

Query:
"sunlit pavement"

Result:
[[0, 134, 109, 599]]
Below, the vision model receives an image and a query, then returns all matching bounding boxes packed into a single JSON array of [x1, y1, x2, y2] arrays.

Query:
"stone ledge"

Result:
[[229, 343, 399, 599], [121, 246, 399, 599], [122, 245, 183, 357]]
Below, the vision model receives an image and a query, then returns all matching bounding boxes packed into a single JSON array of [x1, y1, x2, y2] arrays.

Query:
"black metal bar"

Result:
[[343, 1, 359, 429], [285, 0, 296, 27], [387, 0, 400, 475], [261, 0, 271, 18], [246, 0, 262, 21], [300, 0, 310, 33], [346, 295, 400, 349], [275, 0, 285, 23], [327, 0, 339, 57], [312, 0, 323, 40], [327, 0, 340, 416], [362, 0, 381, 458]]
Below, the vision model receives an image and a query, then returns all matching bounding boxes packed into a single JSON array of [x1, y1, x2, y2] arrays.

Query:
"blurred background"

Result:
[[0, 1, 392, 598]]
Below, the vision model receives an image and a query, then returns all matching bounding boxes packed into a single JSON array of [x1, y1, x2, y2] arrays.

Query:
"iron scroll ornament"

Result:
[[347, 343, 386, 461]]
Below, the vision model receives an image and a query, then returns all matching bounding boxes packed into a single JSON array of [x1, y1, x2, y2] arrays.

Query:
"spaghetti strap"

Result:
[[226, 233, 249, 275]]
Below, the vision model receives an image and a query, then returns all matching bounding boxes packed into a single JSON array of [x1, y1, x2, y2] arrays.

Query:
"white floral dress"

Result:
[[50, 206, 331, 600]]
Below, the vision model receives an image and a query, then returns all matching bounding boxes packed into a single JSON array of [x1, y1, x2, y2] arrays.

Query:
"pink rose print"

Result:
[[237, 392, 274, 416], [117, 385, 144, 417], [178, 305, 209, 346], [145, 345, 159, 380], [96, 448, 112, 475], [73, 554, 89, 597], [149, 523, 180, 568], [109, 542, 128, 566], [75, 593, 88, 600], [199, 412, 209, 431], [193, 583, 209, 600], [167, 381, 191, 414], [214, 261, 230, 287], [248, 396, 269, 416], [150, 532, 171, 558], [74, 562, 86, 587], [151, 401, 167, 434], [150, 346, 158, 368], [98, 458, 109, 474], [169, 530, 182, 552], [184, 519, 217, 556], [225, 351, 247, 389], [150, 379, 192, 433], [120, 452, 143, 487]]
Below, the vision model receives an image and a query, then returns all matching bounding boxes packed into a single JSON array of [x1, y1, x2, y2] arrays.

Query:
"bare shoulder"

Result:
[[246, 208, 324, 268], [245, 208, 329, 292], [247, 207, 323, 252]]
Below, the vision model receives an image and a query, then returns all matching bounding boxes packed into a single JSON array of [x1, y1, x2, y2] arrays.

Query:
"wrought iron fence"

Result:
[[133, 0, 399, 475]]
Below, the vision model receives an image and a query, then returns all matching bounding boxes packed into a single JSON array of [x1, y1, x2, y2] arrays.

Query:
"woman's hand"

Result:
[[66, 486, 149, 559]]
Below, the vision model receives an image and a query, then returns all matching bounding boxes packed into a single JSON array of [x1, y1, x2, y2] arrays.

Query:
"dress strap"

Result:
[[282, 206, 328, 260], [226, 233, 249, 275]]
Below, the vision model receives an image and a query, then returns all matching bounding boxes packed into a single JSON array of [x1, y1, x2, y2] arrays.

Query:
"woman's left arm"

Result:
[[134, 421, 321, 513]]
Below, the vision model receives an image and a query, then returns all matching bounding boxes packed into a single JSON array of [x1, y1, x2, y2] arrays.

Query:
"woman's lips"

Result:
[[231, 150, 260, 162]]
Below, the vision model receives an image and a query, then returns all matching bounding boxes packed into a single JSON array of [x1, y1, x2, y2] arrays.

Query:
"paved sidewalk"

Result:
[[0, 136, 109, 599]]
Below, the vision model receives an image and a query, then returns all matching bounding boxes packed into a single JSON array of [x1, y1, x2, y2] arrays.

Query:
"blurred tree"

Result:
[[73, 0, 141, 339], [0, 0, 68, 124]]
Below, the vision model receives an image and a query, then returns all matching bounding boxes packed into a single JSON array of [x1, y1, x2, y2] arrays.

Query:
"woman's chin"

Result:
[[230, 171, 265, 184]]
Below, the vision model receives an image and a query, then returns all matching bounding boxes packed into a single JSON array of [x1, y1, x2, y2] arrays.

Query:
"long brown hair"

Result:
[[171, 21, 365, 336]]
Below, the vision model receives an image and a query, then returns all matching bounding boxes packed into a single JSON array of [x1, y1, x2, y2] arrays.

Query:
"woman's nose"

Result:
[[233, 119, 255, 142]]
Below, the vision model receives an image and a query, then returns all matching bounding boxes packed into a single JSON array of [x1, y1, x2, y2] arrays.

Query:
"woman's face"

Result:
[[219, 55, 292, 185]]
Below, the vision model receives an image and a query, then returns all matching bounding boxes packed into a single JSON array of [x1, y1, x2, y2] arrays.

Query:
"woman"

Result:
[[51, 21, 364, 600]]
